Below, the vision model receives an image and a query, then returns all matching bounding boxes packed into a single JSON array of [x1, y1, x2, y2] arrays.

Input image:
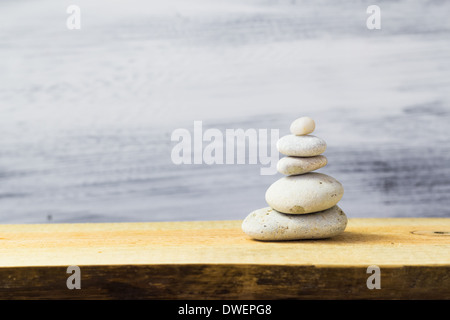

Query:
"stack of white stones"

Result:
[[242, 117, 347, 241]]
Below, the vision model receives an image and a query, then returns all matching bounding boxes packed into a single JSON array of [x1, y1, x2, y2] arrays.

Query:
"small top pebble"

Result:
[[290, 117, 315, 136]]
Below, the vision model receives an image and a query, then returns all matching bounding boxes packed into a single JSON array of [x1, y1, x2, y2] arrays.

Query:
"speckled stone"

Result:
[[277, 155, 327, 175], [265, 172, 344, 214], [242, 205, 348, 241], [290, 117, 315, 136], [276, 134, 326, 157]]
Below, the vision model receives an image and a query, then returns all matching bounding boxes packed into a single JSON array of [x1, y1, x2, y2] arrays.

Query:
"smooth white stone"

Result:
[[242, 206, 348, 241], [265, 172, 344, 214], [277, 155, 327, 175], [290, 117, 315, 136], [276, 135, 326, 157]]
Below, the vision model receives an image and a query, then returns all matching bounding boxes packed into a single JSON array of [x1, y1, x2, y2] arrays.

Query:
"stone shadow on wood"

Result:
[[248, 231, 393, 244]]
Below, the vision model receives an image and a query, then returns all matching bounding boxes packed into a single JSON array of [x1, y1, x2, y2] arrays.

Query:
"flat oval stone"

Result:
[[242, 206, 347, 241], [277, 155, 327, 175], [265, 172, 344, 214], [290, 117, 315, 136], [277, 135, 326, 157]]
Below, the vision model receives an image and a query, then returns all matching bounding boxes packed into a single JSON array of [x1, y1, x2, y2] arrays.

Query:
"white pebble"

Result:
[[265, 172, 344, 214], [276, 134, 326, 157], [277, 155, 327, 175], [242, 206, 348, 241], [290, 117, 315, 136]]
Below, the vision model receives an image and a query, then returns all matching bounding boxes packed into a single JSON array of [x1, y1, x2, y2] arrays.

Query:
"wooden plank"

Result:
[[0, 218, 449, 299]]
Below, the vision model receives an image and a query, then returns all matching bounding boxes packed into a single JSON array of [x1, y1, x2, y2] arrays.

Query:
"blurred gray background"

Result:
[[0, 0, 449, 223]]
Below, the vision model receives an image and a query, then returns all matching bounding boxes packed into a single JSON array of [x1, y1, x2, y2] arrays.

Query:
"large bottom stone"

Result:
[[242, 205, 347, 241]]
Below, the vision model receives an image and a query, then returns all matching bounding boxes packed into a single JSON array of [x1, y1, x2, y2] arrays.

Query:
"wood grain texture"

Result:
[[0, 218, 449, 299]]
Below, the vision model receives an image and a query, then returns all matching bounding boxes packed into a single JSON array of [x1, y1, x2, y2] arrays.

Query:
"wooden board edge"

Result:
[[0, 264, 448, 300]]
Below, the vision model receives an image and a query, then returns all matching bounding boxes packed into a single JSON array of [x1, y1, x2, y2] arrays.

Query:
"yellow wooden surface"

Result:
[[0, 218, 449, 268]]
